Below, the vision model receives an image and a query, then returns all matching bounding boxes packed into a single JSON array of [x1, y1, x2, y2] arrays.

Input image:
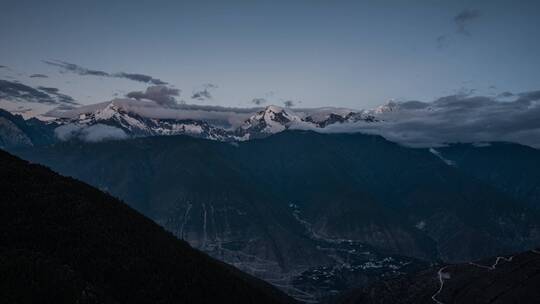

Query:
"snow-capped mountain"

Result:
[[304, 109, 378, 127], [237, 105, 303, 139], [48, 99, 379, 142], [56, 101, 232, 141], [372, 101, 400, 114]]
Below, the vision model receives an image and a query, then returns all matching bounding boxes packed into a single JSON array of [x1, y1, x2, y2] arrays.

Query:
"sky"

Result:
[[1, 0, 540, 110]]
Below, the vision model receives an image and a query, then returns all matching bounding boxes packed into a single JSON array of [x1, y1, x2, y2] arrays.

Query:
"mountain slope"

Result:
[[437, 143, 540, 210], [338, 248, 540, 304], [0, 149, 296, 304], [0, 109, 57, 148], [226, 132, 540, 261]]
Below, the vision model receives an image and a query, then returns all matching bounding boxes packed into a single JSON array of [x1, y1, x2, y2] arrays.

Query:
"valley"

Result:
[[9, 130, 540, 301]]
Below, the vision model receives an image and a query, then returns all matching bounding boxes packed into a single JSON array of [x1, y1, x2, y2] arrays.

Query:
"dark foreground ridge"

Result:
[[0, 149, 296, 304], [339, 248, 540, 304]]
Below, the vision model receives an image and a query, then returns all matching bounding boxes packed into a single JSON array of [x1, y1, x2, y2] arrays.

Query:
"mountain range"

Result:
[[10, 129, 540, 301], [2, 101, 540, 302], [0, 99, 379, 148]]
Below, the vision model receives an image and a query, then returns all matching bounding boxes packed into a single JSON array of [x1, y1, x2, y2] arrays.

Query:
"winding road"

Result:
[[433, 253, 519, 303], [432, 265, 450, 304], [469, 256, 513, 270]]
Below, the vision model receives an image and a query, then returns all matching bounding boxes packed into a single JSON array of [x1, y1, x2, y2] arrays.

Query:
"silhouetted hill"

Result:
[[338, 248, 540, 304], [0, 149, 296, 304]]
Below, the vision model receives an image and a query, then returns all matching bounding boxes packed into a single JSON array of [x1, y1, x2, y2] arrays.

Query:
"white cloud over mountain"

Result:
[[316, 91, 540, 148], [4, 87, 540, 148]]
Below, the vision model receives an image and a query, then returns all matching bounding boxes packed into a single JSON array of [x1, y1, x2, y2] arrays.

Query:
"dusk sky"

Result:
[[1, 0, 540, 109]]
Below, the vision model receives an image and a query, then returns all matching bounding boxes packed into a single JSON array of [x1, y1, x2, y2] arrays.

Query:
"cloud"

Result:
[[454, 9, 480, 35], [436, 9, 481, 48], [283, 100, 295, 107], [517, 90, 540, 102], [204, 83, 218, 89], [0, 79, 77, 105], [251, 98, 267, 105], [114, 72, 167, 85], [126, 85, 180, 107], [0, 65, 7, 68], [29, 74, 48, 78], [191, 89, 212, 100], [191, 83, 217, 101], [304, 90, 540, 149], [0, 80, 51, 103], [37, 86, 76, 105], [396, 100, 430, 110], [53, 124, 81, 141], [43, 60, 168, 85], [37, 87, 60, 94], [497, 91, 514, 98], [55, 123, 127, 142], [43, 60, 109, 76], [436, 35, 450, 49]]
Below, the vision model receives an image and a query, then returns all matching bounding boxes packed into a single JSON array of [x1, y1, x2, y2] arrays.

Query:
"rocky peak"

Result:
[[239, 105, 301, 137]]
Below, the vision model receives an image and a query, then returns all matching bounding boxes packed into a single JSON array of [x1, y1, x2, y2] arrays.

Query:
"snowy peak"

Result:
[[70, 100, 126, 124], [240, 105, 301, 136], [265, 105, 286, 113], [59, 100, 230, 140], [238, 105, 379, 139], [373, 101, 399, 114], [304, 109, 378, 127], [68, 101, 151, 135], [252, 105, 299, 126], [91, 101, 121, 120]]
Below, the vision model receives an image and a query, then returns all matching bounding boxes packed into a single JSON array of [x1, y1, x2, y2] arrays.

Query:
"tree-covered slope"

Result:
[[438, 143, 540, 210]]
